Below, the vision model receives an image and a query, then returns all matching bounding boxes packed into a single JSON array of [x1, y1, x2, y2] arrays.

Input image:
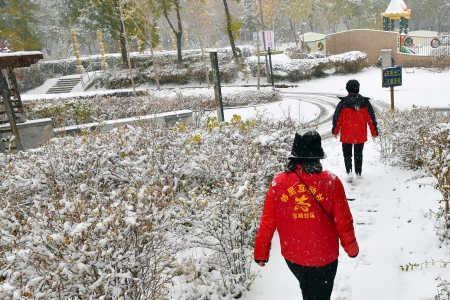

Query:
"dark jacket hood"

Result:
[[337, 94, 371, 110]]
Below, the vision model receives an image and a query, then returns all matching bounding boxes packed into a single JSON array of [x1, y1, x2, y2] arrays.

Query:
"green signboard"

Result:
[[382, 66, 403, 88]]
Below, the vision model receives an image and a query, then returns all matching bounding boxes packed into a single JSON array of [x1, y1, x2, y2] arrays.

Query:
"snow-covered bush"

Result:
[[25, 90, 280, 128], [422, 123, 450, 239], [284, 47, 326, 59], [378, 108, 449, 168], [379, 108, 450, 242], [17, 46, 253, 92], [434, 277, 450, 300], [0, 127, 178, 299], [0, 118, 301, 299], [95, 60, 240, 89], [248, 51, 368, 82], [54, 47, 250, 76], [380, 109, 450, 300]]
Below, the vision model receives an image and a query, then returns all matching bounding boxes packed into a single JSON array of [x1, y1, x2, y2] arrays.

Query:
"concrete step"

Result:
[[55, 81, 81, 85], [53, 82, 78, 87], [58, 80, 81, 84], [47, 89, 73, 93], [46, 76, 82, 94], [57, 79, 80, 82], [47, 90, 72, 94]]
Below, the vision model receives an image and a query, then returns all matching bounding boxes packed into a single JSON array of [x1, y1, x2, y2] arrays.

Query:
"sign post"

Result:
[[263, 31, 275, 50], [268, 47, 274, 88], [382, 66, 402, 112]]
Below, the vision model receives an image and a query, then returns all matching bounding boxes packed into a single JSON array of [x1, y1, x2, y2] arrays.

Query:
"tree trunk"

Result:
[[118, 8, 129, 68], [289, 18, 299, 48], [308, 16, 314, 32], [164, 0, 183, 64], [176, 32, 183, 64], [222, 0, 238, 59]]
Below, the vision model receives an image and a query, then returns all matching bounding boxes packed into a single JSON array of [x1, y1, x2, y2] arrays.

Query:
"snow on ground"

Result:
[[25, 77, 59, 95], [25, 66, 450, 109], [209, 99, 320, 124], [244, 138, 449, 300], [288, 67, 450, 109], [22, 87, 148, 101], [23, 71, 105, 96], [23, 86, 273, 102]]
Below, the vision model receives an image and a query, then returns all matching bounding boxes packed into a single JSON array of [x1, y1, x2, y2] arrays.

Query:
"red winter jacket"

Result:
[[332, 94, 379, 144], [254, 165, 359, 267]]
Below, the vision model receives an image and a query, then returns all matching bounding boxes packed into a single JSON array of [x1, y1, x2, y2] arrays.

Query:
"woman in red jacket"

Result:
[[254, 131, 359, 300], [332, 80, 378, 179]]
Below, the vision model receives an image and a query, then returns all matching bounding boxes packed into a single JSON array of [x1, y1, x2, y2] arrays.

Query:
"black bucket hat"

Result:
[[290, 131, 325, 159]]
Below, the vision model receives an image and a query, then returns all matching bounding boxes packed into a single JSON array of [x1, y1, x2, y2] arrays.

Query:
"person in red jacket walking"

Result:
[[332, 80, 378, 179], [254, 131, 359, 300]]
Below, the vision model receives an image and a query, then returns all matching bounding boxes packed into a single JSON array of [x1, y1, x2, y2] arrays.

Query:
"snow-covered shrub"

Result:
[[324, 51, 369, 73], [0, 118, 301, 299], [16, 46, 253, 92], [248, 51, 368, 82], [422, 123, 450, 238], [379, 108, 450, 242], [378, 108, 449, 168], [25, 90, 280, 128], [95, 59, 241, 89], [434, 277, 450, 300], [39, 46, 251, 80], [222, 90, 280, 107], [285, 47, 308, 59], [169, 120, 297, 299], [0, 126, 179, 299]]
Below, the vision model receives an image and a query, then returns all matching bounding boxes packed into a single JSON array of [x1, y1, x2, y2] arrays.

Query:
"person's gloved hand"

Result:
[[349, 250, 359, 258], [345, 241, 359, 258], [255, 260, 267, 267]]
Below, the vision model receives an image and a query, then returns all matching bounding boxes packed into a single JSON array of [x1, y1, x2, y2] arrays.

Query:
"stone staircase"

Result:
[[47, 76, 82, 94]]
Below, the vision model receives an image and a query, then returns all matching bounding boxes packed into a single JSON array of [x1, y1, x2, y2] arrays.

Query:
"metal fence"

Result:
[[399, 34, 450, 56]]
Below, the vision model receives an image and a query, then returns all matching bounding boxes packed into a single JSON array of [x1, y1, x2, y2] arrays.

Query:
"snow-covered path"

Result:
[[245, 139, 449, 300]]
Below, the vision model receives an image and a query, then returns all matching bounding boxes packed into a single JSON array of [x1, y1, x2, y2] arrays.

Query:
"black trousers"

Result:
[[286, 260, 338, 300], [342, 143, 364, 175]]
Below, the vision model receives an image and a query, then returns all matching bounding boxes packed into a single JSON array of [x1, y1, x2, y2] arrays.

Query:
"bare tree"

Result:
[[160, 0, 184, 63]]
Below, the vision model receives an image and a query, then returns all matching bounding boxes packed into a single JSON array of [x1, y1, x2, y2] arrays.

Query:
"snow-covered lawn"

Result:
[[289, 67, 450, 109], [245, 138, 449, 300], [23, 88, 280, 128], [25, 66, 450, 110], [212, 99, 321, 124]]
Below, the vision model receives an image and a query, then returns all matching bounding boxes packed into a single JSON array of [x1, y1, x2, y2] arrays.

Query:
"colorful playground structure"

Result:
[[381, 0, 450, 56]]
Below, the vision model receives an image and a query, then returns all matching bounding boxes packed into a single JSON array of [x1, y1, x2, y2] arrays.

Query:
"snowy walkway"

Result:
[[245, 139, 449, 300]]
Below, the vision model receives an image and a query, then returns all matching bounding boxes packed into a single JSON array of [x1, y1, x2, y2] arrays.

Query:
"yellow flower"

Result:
[[231, 114, 242, 124], [188, 134, 202, 145], [177, 122, 188, 132]]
